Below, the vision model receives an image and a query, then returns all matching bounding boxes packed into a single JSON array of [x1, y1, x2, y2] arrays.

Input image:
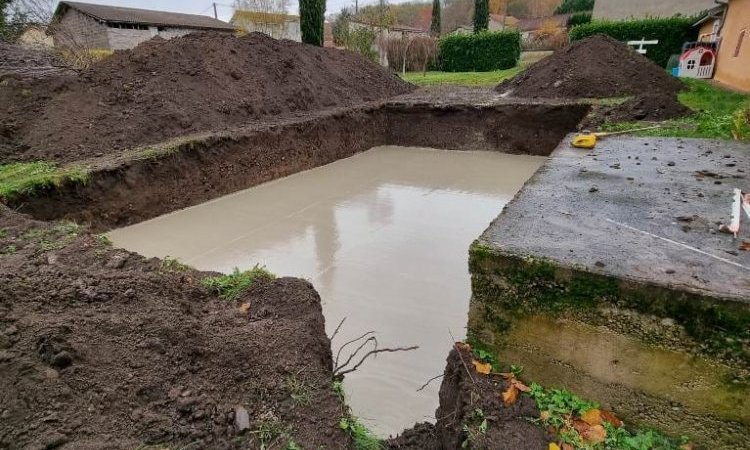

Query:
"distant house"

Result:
[[231, 10, 301, 42], [50, 1, 235, 51], [514, 14, 571, 39], [688, 0, 750, 91], [593, 0, 715, 20]]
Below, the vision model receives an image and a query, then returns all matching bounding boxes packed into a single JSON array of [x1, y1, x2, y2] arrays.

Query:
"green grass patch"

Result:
[[0, 161, 88, 200], [401, 67, 522, 86], [602, 79, 750, 141], [201, 265, 275, 300], [339, 416, 382, 450]]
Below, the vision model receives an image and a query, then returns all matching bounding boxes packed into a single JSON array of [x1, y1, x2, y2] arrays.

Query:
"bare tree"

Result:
[[12, 0, 55, 24]]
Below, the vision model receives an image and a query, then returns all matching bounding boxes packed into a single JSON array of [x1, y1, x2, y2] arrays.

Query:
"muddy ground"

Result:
[[0, 32, 413, 164], [0, 206, 350, 449], [388, 348, 548, 450], [0, 206, 549, 449]]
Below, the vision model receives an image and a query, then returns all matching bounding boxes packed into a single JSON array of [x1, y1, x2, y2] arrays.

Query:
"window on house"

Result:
[[734, 30, 746, 57], [107, 22, 149, 30], [686, 59, 696, 70]]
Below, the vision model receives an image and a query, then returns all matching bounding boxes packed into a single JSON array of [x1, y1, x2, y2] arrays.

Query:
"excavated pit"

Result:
[[6, 102, 588, 231], [105, 145, 546, 436]]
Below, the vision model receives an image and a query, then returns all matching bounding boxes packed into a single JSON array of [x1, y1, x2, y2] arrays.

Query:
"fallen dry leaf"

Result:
[[581, 408, 602, 426], [573, 419, 607, 443], [740, 241, 750, 251], [511, 379, 530, 393], [540, 410, 551, 422], [600, 410, 623, 428], [562, 444, 574, 450], [472, 360, 492, 375], [238, 302, 251, 313], [502, 384, 519, 406], [549, 443, 561, 450]]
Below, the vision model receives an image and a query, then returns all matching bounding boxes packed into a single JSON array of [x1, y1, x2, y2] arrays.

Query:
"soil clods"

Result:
[[0, 32, 414, 164], [496, 34, 690, 124]]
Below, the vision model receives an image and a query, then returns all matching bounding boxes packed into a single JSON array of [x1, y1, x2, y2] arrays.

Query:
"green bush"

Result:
[[569, 17, 698, 67], [555, 0, 594, 14], [438, 30, 520, 72], [567, 12, 592, 28]]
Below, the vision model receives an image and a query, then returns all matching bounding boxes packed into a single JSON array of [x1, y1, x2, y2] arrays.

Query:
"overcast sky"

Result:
[[48, 0, 406, 21]]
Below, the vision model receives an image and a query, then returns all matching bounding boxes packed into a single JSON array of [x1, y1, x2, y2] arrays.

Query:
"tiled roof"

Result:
[[55, 1, 236, 30]]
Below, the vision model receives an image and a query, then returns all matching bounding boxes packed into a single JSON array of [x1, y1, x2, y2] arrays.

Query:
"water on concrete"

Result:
[[108, 145, 545, 436]]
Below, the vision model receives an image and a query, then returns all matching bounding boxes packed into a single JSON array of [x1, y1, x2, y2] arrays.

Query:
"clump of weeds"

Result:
[[529, 383, 692, 449], [159, 256, 192, 272], [339, 416, 382, 450], [461, 407, 488, 449], [285, 372, 312, 407], [202, 265, 275, 300]]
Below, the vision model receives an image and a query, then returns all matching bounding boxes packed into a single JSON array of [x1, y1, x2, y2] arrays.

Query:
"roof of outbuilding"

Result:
[[54, 1, 236, 31]]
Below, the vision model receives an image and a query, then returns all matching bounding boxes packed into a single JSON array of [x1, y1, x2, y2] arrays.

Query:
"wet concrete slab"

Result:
[[479, 135, 750, 301], [107, 145, 545, 437]]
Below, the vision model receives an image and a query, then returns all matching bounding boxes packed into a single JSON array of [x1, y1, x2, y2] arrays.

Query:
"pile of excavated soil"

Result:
[[0, 206, 349, 449], [0, 32, 414, 164], [388, 348, 548, 450], [496, 35, 690, 124], [0, 42, 74, 81]]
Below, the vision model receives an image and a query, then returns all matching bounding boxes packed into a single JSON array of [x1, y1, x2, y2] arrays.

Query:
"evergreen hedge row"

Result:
[[438, 31, 521, 72], [569, 17, 699, 67]]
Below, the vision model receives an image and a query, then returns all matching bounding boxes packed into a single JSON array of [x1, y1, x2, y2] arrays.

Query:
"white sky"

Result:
[[50, 0, 411, 21]]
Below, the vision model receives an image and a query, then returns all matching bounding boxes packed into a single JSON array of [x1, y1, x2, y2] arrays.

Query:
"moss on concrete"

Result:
[[468, 241, 750, 366]]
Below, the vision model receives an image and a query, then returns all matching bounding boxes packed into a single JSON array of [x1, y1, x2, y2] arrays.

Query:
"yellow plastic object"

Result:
[[571, 133, 599, 149]]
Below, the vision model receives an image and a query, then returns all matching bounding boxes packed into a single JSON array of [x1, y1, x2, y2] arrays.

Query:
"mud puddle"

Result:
[[107, 145, 544, 436]]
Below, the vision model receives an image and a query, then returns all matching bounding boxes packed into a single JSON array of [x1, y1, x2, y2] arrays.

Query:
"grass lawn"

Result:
[[602, 78, 750, 141], [401, 67, 522, 86]]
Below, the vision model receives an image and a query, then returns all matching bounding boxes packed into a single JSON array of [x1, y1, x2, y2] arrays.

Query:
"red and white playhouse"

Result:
[[678, 45, 716, 79]]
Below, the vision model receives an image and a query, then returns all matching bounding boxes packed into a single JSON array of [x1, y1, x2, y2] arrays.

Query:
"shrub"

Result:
[[569, 17, 698, 67], [555, 0, 594, 14], [347, 27, 377, 62], [473, 0, 489, 33], [386, 36, 438, 72], [300, 0, 325, 46], [566, 12, 592, 28], [438, 30, 520, 72]]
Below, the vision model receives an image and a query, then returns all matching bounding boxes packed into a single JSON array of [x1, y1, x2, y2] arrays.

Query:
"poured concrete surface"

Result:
[[108, 145, 545, 436], [470, 136, 750, 449], [480, 136, 750, 301]]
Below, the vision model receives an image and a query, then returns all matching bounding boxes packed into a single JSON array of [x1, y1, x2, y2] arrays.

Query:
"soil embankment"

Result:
[[388, 347, 548, 449], [0, 206, 349, 449], [497, 34, 690, 123], [0, 32, 414, 164]]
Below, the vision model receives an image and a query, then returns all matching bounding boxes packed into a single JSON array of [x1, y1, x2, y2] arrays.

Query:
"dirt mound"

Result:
[[0, 206, 350, 449], [389, 348, 548, 450], [604, 92, 693, 122], [497, 34, 684, 99], [0, 42, 74, 81], [0, 32, 414, 164]]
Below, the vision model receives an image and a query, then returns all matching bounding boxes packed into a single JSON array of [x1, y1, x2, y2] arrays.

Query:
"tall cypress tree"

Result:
[[300, 0, 325, 46], [473, 0, 489, 33], [430, 0, 441, 37]]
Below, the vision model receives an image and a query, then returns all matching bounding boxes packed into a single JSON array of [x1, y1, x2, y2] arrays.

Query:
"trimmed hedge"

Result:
[[438, 31, 521, 72], [567, 12, 592, 28], [569, 17, 698, 67]]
